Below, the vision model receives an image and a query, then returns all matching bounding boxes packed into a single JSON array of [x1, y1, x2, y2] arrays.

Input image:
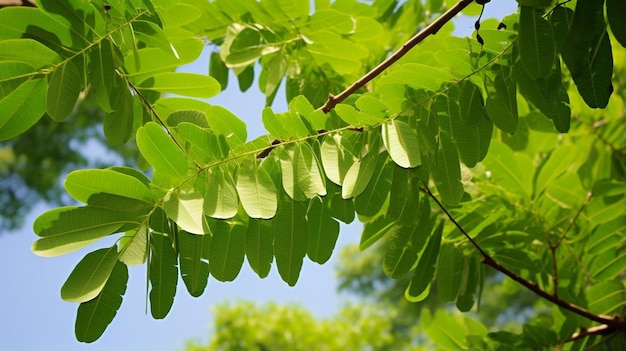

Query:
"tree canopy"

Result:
[[0, 0, 624, 348]]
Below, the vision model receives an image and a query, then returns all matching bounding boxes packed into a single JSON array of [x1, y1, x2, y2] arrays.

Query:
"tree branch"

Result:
[[419, 186, 626, 333], [319, 0, 475, 113]]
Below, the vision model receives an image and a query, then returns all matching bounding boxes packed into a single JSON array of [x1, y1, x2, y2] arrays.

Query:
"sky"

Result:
[[0, 2, 516, 351]]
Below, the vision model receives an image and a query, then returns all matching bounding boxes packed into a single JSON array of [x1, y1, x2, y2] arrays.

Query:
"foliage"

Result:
[[0, 0, 624, 348], [184, 301, 405, 351]]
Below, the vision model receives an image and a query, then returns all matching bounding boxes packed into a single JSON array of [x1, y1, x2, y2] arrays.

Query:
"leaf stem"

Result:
[[319, 0, 475, 113]]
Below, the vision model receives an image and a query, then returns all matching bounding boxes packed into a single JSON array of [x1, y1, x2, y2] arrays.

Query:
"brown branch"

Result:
[[566, 324, 616, 343], [419, 186, 626, 333], [319, 0, 475, 113]]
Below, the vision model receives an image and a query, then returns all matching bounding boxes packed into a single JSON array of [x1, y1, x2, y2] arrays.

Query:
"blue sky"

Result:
[[0, 2, 516, 350]]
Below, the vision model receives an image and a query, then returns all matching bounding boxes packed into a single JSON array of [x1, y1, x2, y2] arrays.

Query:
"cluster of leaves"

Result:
[[0, 0, 624, 348]]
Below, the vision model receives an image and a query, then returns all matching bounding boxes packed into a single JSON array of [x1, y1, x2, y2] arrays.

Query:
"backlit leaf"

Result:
[[65, 168, 156, 208], [139, 72, 220, 98], [203, 165, 239, 219], [75, 260, 128, 343], [382, 119, 421, 168], [32, 206, 138, 257], [279, 143, 327, 201], [61, 246, 119, 303], [136, 122, 190, 185], [163, 188, 207, 235], [236, 159, 278, 219]]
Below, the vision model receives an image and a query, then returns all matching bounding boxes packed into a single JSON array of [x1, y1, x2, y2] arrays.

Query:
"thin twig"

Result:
[[549, 192, 592, 297], [419, 186, 626, 333], [319, 0, 475, 113]]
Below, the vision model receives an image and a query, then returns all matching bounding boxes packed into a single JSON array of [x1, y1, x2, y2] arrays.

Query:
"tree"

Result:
[[0, 0, 624, 348], [183, 301, 407, 351]]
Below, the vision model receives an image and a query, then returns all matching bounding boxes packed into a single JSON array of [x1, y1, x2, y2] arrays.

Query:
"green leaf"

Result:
[[46, 61, 81, 122], [305, 31, 368, 74], [437, 243, 464, 303], [246, 218, 274, 278], [518, 6, 556, 79], [554, 4, 613, 108], [359, 214, 396, 251], [132, 20, 179, 58], [163, 188, 208, 235], [279, 143, 327, 201], [89, 38, 118, 112], [0, 38, 61, 67], [434, 131, 463, 207], [485, 65, 518, 134], [607, 0, 626, 47], [273, 198, 308, 286], [383, 197, 431, 278], [119, 225, 148, 266], [209, 218, 247, 282], [407, 221, 443, 300], [456, 255, 479, 312], [206, 105, 247, 148], [209, 51, 229, 91], [32, 206, 137, 257], [0, 77, 47, 141], [222, 25, 279, 68], [513, 57, 571, 133], [277, 0, 310, 18], [103, 77, 135, 145], [0, 61, 34, 99], [387, 167, 422, 225], [203, 165, 239, 219], [438, 85, 493, 168], [262, 107, 310, 140], [149, 232, 178, 319], [0, 7, 85, 49], [65, 168, 156, 208], [61, 246, 120, 303], [236, 159, 278, 219], [306, 197, 339, 264], [481, 141, 533, 199], [586, 281, 626, 316], [335, 103, 385, 126], [342, 151, 378, 199], [136, 121, 190, 185], [458, 81, 486, 128], [534, 144, 579, 197], [321, 133, 356, 186], [354, 156, 393, 217], [139, 72, 221, 98], [382, 119, 421, 168], [176, 122, 226, 165], [75, 260, 128, 343], [178, 230, 211, 297]]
